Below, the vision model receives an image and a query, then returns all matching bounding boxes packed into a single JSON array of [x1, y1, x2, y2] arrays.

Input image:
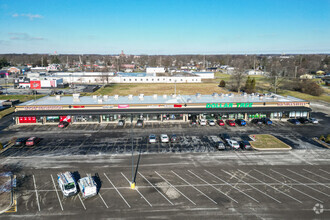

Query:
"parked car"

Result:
[[171, 134, 178, 142], [227, 140, 240, 149], [117, 119, 125, 126], [199, 119, 207, 126], [58, 121, 69, 128], [288, 118, 301, 125], [25, 137, 41, 146], [216, 141, 226, 150], [240, 141, 252, 150], [15, 137, 28, 146], [261, 118, 272, 125], [136, 119, 143, 127], [297, 117, 309, 124], [226, 120, 236, 126], [251, 119, 263, 125], [161, 134, 169, 143], [217, 119, 225, 126], [235, 119, 246, 126], [208, 120, 216, 126], [220, 133, 231, 143], [191, 119, 197, 126], [308, 118, 319, 124], [209, 136, 225, 150], [149, 134, 157, 143]]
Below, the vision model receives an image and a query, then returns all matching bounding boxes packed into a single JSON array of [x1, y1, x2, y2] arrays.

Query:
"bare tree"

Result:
[[230, 59, 247, 93]]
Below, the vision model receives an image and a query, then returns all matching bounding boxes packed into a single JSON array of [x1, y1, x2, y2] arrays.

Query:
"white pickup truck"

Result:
[[78, 174, 97, 198], [57, 172, 78, 197]]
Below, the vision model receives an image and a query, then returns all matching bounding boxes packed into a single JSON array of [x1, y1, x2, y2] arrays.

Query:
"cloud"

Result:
[[12, 13, 43, 20], [9, 33, 45, 41]]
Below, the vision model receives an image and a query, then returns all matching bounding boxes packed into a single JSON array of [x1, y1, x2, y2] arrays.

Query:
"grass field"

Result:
[[0, 107, 15, 119], [91, 83, 231, 96], [249, 134, 292, 150], [278, 90, 330, 103], [0, 94, 46, 103]]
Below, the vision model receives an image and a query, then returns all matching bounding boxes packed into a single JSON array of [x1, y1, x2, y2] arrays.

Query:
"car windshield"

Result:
[[64, 182, 75, 190]]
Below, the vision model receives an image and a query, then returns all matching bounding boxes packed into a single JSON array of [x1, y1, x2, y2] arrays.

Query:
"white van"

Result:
[[57, 172, 78, 197], [78, 174, 97, 198]]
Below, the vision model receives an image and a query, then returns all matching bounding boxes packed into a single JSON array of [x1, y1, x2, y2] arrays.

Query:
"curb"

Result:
[[0, 175, 14, 215], [249, 134, 292, 151], [0, 143, 14, 155], [312, 138, 330, 149]]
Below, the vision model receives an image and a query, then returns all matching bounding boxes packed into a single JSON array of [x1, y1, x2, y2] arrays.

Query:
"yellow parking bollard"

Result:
[[131, 182, 135, 189]]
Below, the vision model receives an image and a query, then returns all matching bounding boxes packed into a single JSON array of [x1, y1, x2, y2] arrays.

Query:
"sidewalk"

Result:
[[0, 173, 13, 214]]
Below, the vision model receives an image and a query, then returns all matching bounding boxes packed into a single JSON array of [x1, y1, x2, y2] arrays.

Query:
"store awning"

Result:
[[13, 106, 312, 116]]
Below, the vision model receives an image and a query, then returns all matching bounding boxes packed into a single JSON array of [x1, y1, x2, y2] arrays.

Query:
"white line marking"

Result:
[[204, 170, 259, 203], [171, 171, 217, 204], [258, 169, 323, 203], [237, 169, 302, 203], [287, 169, 330, 190], [120, 172, 152, 207], [103, 173, 131, 208], [138, 172, 174, 205], [275, 169, 330, 197], [50, 174, 64, 211], [319, 169, 330, 176], [188, 170, 238, 203], [303, 169, 330, 181], [32, 175, 41, 212], [77, 193, 86, 210], [98, 193, 109, 208], [289, 151, 314, 165], [221, 170, 282, 204], [155, 171, 196, 205]]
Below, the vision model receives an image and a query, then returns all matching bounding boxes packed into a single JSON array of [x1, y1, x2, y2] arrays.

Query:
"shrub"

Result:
[[319, 135, 325, 141], [219, 80, 226, 87]]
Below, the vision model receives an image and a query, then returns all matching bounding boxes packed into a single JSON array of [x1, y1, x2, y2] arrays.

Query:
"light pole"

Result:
[[130, 114, 135, 189], [5, 78, 8, 95]]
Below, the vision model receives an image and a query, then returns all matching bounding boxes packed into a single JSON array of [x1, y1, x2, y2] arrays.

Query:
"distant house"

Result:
[[191, 72, 214, 79], [8, 67, 20, 74], [146, 67, 166, 74], [246, 70, 265, 75], [300, 74, 314, 79]]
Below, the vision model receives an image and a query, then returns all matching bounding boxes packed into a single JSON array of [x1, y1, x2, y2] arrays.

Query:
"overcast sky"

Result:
[[0, 0, 329, 54]]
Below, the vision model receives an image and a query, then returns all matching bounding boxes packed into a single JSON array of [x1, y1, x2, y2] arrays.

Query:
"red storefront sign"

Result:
[[73, 106, 85, 108], [174, 104, 182, 108], [19, 116, 36, 123], [60, 116, 71, 122], [30, 81, 41, 89], [118, 104, 129, 108]]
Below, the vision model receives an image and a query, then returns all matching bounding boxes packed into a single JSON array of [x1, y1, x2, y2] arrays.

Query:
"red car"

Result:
[[25, 137, 41, 146], [58, 121, 69, 128], [217, 120, 225, 126], [226, 120, 236, 126]]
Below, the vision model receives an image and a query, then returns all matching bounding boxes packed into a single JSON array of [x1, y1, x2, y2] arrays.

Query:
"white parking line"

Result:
[[255, 169, 323, 203], [278, 170, 330, 197], [78, 193, 86, 210], [103, 173, 131, 208], [32, 175, 41, 212], [221, 170, 282, 204], [171, 171, 217, 204], [138, 172, 174, 205], [319, 169, 330, 176], [204, 170, 259, 203], [50, 174, 64, 211], [287, 169, 330, 190], [155, 171, 196, 205], [303, 169, 330, 181], [237, 169, 302, 203], [97, 193, 108, 208], [120, 172, 152, 207], [188, 170, 238, 203]]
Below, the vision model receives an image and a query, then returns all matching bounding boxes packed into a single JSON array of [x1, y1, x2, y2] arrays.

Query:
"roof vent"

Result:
[[243, 92, 247, 96], [187, 98, 192, 103], [153, 94, 158, 99], [212, 93, 218, 98], [98, 97, 103, 103], [228, 93, 233, 97], [219, 93, 224, 97], [128, 94, 133, 100], [172, 94, 177, 98], [73, 93, 80, 99], [259, 95, 264, 100], [163, 94, 167, 99], [114, 94, 119, 100], [195, 93, 201, 98], [55, 95, 61, 100], [139, 94, 144, 100], [103, 95, 108, 100], [251, 93, 255, 96], [92, 95, 97, 99]]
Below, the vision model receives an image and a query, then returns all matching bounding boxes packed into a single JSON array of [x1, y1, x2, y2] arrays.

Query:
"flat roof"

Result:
[[19, 93, 307, 106]]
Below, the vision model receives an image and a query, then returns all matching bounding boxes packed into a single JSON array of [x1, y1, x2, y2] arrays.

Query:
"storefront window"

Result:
[[147, 114, 161, 121], [46, 116, 60, 123], [74, 115, 99, 122], [302, 111, 307, 117], [163, 114, 183, 121]]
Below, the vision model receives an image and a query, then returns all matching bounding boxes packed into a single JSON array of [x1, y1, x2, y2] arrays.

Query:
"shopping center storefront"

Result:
[[13, 94, 311, 125]]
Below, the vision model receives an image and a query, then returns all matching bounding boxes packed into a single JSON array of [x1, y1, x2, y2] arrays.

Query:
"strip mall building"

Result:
[[13, 93, 311, 124]]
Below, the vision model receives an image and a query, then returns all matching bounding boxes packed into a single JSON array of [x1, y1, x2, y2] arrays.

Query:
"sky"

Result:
[[0, 0, 329, 54]]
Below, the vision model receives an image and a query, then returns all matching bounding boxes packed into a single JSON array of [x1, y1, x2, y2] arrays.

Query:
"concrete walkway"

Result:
[[0, 173, 13, 214]]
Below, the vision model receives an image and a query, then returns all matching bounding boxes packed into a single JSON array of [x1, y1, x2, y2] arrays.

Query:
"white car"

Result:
[[149, 134, 157, 143], [161, 134, 169, 143], [309, 118, 318, 124], [199, 119, 207, 126], [208, 120, 216, 126], [227, 140, 240, 149]]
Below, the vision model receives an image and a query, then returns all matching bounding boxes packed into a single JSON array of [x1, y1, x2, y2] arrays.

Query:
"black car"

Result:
[[171, 134, 178, 142], [15, 137, 28, 146], [191, 119, 197, 126], [297, 117, 309, 124], [261, 118, 272, 125], [240, 141, 252, 150], [220, 133, 231, 142], [251, 119, 263, 124], [235, 119, 246, 126], [136, 119, 143, 127], [288, 118, 301, 125]]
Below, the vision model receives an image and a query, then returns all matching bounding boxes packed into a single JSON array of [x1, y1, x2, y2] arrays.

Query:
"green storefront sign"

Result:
[[206, 103, 253, 108]]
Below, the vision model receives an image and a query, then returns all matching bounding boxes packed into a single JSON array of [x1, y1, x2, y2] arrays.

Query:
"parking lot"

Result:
[[2, 152, 330, 219]]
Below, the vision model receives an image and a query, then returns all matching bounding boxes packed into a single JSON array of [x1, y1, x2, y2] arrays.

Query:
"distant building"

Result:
[[300, 74, 314, 79], [8, 67, 21, 74], [191, 72, 214, 79], [246, 70, 265, 75], [146, 67, 166, 74]]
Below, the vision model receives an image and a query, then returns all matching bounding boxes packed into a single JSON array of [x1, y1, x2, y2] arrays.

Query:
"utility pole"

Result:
[[203, 55, 206, 69], [274, 76, 277, 94], [130, 114, 135, 189], [295, 66, 298, 78], [41, 57, 44, 67]]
